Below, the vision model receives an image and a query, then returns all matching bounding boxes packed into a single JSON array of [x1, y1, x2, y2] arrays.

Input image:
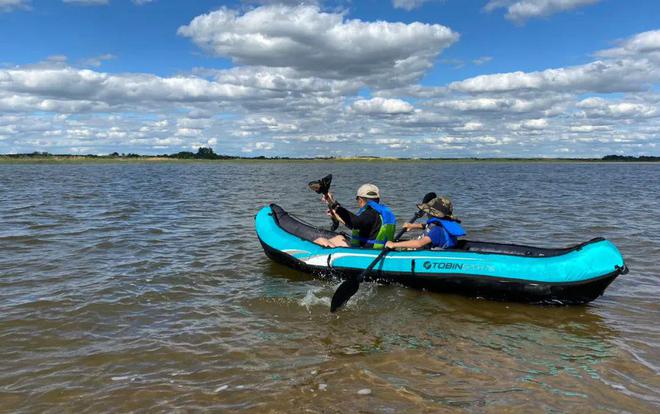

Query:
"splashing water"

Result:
[[299, 286, 331, 311]]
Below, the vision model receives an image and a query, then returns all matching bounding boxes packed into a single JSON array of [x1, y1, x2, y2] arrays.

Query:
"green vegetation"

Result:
[[601, 155, 660, 162], [167, 147, 234, 160], [0, 149, 658, 163]]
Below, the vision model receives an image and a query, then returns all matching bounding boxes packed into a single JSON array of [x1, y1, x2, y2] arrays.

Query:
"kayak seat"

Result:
[[270, 204, 340, 242]]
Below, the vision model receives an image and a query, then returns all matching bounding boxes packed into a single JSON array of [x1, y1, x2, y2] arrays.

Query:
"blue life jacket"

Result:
[[425, 218, 466, 248], [351, 200, 397, 249]]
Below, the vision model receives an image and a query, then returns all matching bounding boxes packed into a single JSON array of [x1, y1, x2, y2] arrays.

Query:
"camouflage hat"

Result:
[[416, 196, 459, 221]]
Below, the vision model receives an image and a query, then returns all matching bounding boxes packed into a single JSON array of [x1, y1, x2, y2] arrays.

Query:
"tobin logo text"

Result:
[[423, 261, 463, 270]]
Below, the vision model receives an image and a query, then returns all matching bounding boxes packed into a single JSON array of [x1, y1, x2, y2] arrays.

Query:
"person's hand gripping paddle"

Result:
[[330, 192, 437, 312]]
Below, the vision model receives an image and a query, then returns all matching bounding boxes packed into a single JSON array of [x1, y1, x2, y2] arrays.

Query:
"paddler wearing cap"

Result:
[[313, 184, 396, 249], [385, 196, 466, 250]]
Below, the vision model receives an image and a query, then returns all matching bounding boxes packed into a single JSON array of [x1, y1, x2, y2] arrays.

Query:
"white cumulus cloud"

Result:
[[455, 121, 484, 131], [484, 0, 600, 23], [392, 0, 431, 11], [577, 97, 659, 119], [178, 4, 458, 87], [449, 58, 660, 94], [521, 118, 548, 129], [596, 30, 660, 59], [473, 56, 493, 65], [62, 0, 109, 5], [0, 0, 29, 12], [352, 97, 414, 114]]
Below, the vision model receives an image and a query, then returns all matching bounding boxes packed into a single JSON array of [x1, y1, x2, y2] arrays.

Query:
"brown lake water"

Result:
[[0, 161, 658, 412]]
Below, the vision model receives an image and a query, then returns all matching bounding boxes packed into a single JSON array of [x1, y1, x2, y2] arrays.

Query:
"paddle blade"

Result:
[[422, 192, 436, 204], [308, 174, 333, 194], [330, 277, 360, 312]]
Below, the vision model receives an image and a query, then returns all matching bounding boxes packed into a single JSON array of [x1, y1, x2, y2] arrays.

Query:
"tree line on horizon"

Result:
[[0, 147, 333, 160], [600, 155, 660, 161], [1, 148, 659, 161], [1, 147, 279, 160]]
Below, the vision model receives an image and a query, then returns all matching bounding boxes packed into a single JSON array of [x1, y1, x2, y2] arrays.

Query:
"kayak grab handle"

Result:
[[615, 264, 629, 275]]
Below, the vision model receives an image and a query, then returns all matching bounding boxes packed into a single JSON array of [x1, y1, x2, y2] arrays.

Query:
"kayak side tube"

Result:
[[255, 205, 627, 304]]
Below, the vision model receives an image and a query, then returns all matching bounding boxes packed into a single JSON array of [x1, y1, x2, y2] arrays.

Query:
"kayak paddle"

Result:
[[308, 174, 339, 232], [330, 192, 436, 313]]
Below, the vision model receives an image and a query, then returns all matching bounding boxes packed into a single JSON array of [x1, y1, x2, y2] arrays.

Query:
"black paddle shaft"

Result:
[[352, 190, 434, 279], [354, 210, 424, 284], [394, 210, 425, 241], [330, 209, 426, 313]]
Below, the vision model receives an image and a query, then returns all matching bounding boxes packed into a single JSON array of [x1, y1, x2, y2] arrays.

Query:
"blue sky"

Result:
[[1, 0, 659, 157]]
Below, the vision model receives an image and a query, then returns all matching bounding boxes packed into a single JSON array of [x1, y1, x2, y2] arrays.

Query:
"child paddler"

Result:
[[313, 184, 396, 249], [385, 196, 465, 250]]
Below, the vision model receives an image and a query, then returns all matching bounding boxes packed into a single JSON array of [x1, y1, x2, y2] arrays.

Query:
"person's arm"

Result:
[[333, 205, 364, 229], [328, 208, 345, 225], [322, 192, 348, 226], [386, 236, 432, 250], [403, 222, 424, 231], [336, 207, 379, 230]]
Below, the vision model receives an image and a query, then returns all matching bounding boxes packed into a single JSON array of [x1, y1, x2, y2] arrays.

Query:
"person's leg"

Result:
[[314, 237, 331, 247], [327, 235, 349, 247], [314, 235, 349, 248]]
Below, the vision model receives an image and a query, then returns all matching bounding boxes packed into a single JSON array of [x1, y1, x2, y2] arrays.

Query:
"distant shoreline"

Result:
[[1, 151, 658, 163]]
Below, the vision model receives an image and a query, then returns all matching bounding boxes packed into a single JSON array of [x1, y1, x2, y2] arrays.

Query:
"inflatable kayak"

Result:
[[255, 204, 627, 304]]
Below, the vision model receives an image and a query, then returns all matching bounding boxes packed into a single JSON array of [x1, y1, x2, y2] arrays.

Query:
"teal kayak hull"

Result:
[[255, 204, 627, 304]]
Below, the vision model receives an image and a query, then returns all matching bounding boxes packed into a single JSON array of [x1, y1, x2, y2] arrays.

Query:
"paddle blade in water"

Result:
[[330, 278, 359, 312]]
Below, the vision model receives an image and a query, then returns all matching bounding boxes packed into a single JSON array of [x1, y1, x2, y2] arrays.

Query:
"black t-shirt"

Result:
[[335, 205, 381, 247]]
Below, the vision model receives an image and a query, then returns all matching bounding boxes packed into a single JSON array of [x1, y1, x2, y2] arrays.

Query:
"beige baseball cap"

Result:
[[356, 183, 380, 199]]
